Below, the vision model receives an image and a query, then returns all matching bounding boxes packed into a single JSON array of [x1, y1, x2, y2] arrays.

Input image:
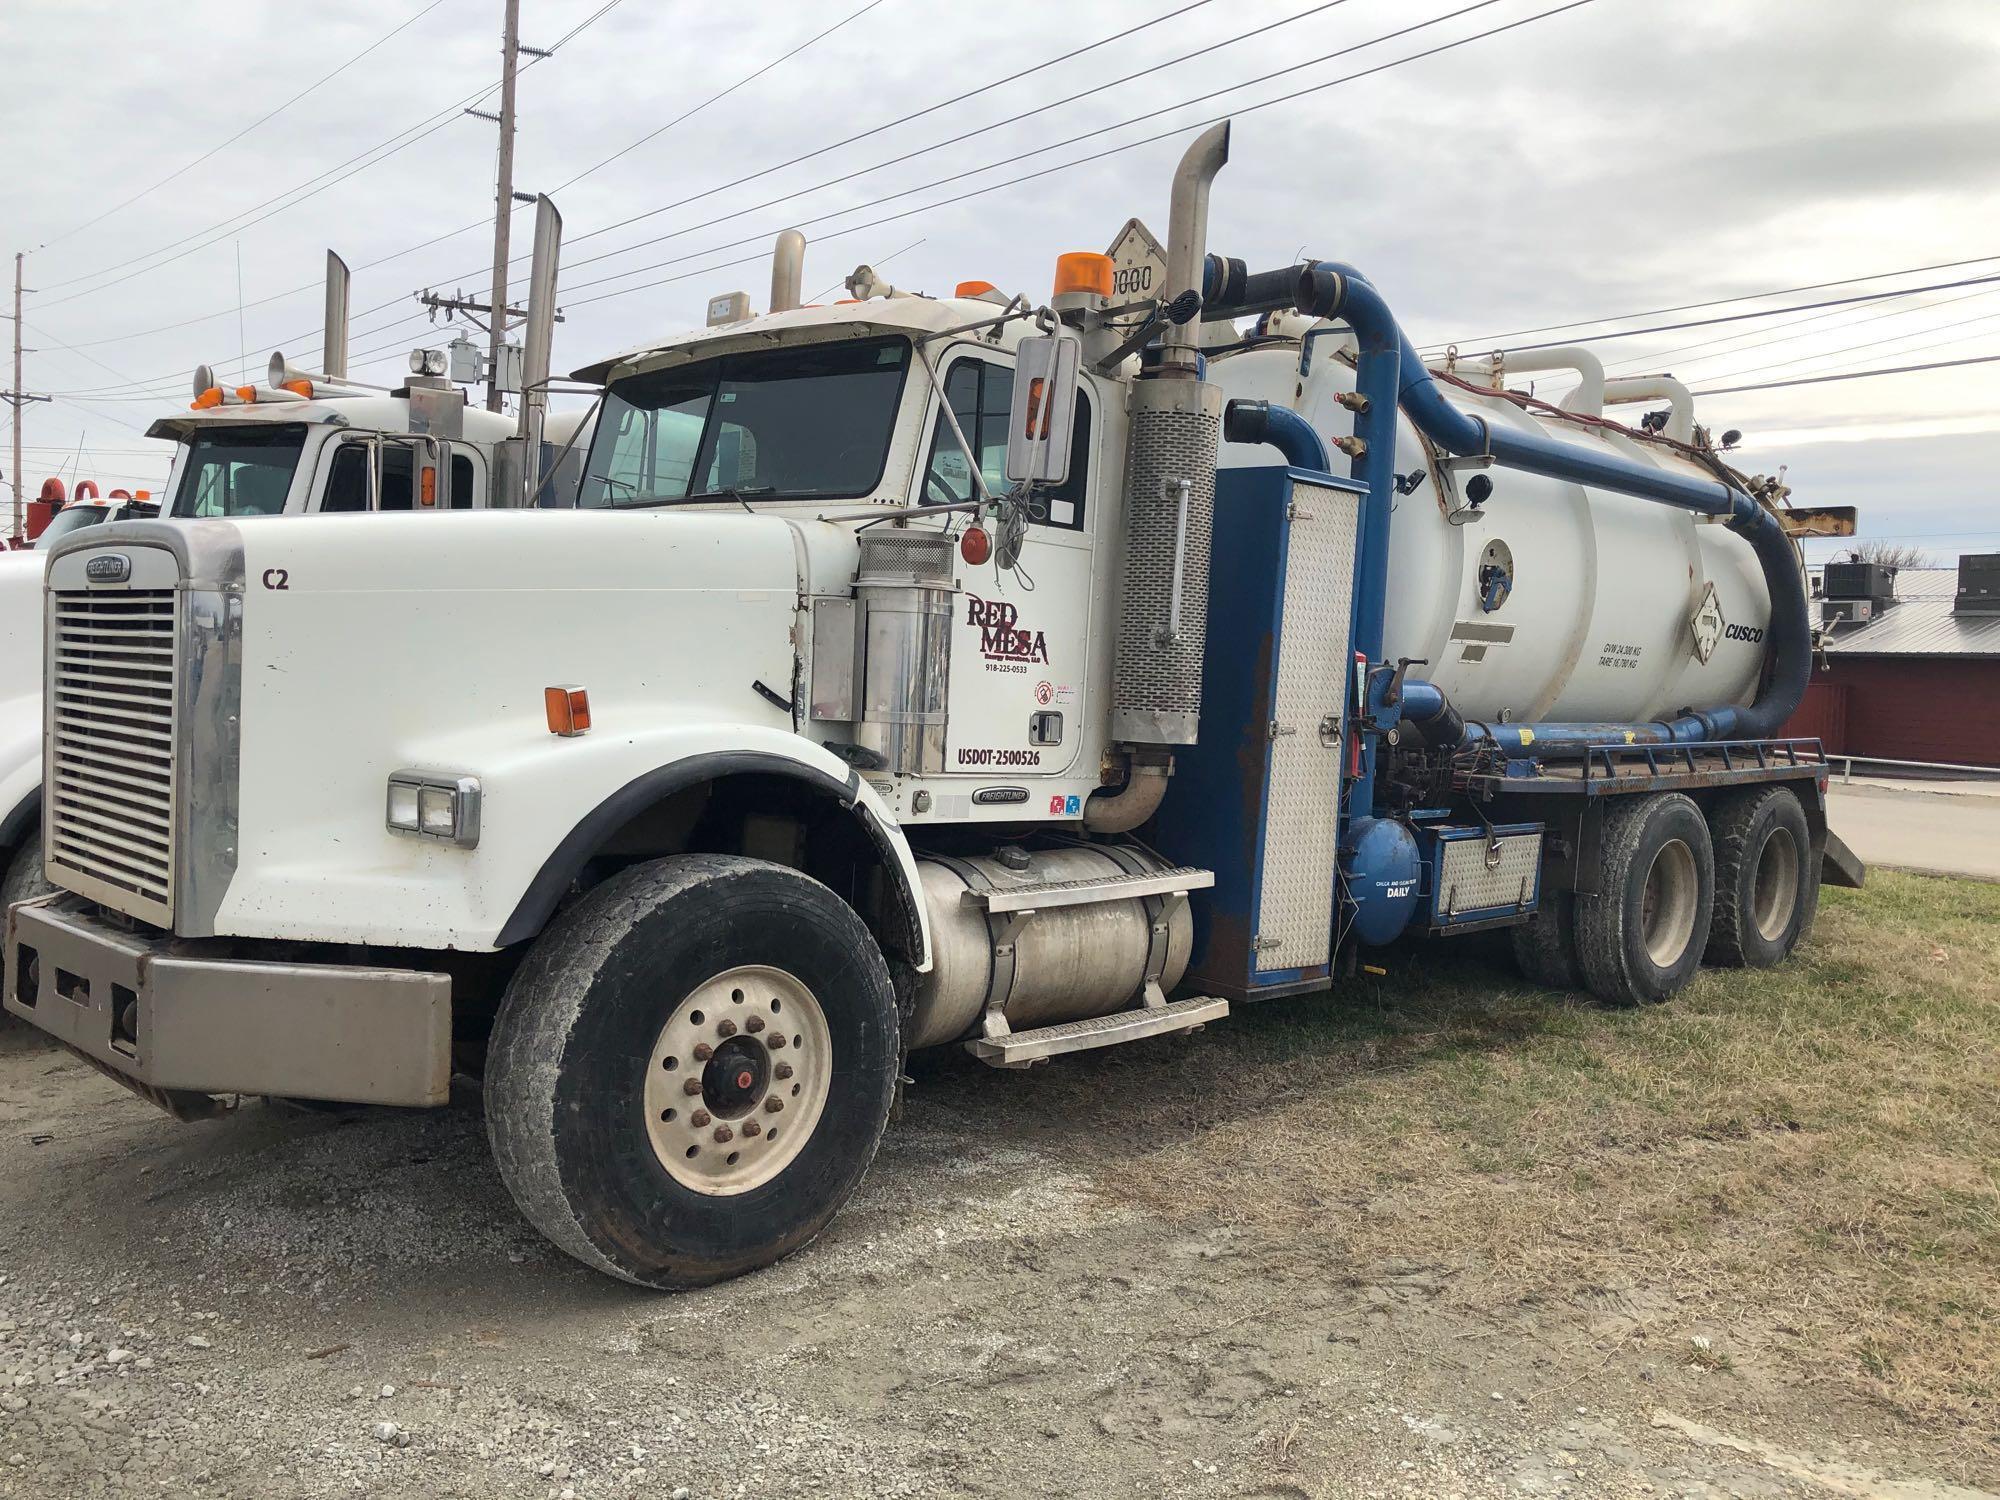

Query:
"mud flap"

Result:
[[1820, 827, 1866, 889]]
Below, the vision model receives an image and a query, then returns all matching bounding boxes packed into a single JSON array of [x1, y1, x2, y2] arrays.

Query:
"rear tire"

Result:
[[486, 854, 900, 1290], [1510, 889, 1582, 991], [1575, 794, 1714, 1007], [1705, 786, 1817, 968]]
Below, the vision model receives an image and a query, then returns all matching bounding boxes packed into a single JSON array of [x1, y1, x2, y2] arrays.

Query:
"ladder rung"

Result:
[[966, 995, 1228, 1068]]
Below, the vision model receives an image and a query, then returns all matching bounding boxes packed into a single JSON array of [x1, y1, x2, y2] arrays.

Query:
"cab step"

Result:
[[965, 995, 1229, 1069], [965, 865, 1215, 914]]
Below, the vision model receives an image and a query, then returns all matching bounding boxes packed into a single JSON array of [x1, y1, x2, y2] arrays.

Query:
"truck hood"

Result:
[[54, 510, 820, 946]]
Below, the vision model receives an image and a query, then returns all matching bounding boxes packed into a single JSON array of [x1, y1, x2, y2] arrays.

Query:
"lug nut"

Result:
[[766, 1034, 786, 1050], [774, 1062, 794, 1080], [690, 1109, 711, 1128], [717, 1019, 738, 1038], [681, 1077, 703, 1096], [745, 1015, 766, 1034], [712, 1125, 734, 1144], [764, 1096, 784, 1114], [741, 1120, 762, 1138], [692, 1042, 714, 1062]]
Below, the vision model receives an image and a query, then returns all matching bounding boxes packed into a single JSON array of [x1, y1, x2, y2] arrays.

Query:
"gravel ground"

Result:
[[0, 1013, 1990, 1500]]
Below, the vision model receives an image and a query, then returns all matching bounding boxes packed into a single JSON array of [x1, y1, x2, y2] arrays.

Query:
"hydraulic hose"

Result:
[[1222, 399, 1329, 471], [1285, 261, 1810, 751]]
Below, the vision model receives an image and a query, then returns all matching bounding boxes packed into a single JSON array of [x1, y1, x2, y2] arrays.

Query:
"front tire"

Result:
[[1575, 793, 1714, 1007], [1705, 786, 1817, 968], [486, 854, 900, 1289], [1, 840, 52, 910]]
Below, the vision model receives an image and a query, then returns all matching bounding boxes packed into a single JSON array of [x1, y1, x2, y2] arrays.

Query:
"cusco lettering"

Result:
[[966, 595, 1049, 665], [1724, 623, 1765, 644]]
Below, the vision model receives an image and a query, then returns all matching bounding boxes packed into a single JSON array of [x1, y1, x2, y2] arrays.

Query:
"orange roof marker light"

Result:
[[281, 378, 314, 399], [545, 685, 591, 737], [235, 385, 259, 403], [955, 280, 997, 298], [1052, 252, 1113, 299], [191, 386, 224, 411]]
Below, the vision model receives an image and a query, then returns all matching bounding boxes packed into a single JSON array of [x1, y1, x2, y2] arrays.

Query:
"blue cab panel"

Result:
[[1153, 464, 1367, 1001]]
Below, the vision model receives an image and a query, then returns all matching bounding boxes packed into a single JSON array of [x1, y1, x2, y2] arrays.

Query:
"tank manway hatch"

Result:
[[1954, 553, 2000, 616]]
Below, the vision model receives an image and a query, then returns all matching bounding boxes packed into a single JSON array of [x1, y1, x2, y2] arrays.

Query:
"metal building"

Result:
[[1784, 555, 2000, 768]]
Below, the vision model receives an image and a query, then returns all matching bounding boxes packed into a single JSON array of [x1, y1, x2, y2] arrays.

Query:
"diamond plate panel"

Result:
[[1255, 480, 1362, 972], [1437, 832, 1543, 918]]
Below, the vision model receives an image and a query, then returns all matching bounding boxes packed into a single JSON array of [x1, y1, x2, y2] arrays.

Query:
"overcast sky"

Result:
[[3, 0, 1996, 561]]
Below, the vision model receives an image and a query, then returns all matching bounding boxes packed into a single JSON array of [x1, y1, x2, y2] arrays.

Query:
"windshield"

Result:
[[170, 424, 307, 518], [35, 502, 159, 549], [577, 337, 910, 507]]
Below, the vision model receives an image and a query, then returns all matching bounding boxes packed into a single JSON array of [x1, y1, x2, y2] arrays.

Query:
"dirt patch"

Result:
[[0, 873, 1993, 1497]]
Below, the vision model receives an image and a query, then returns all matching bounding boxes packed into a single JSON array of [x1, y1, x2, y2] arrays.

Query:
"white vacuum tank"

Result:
[[1210, 329, 1781, 728]]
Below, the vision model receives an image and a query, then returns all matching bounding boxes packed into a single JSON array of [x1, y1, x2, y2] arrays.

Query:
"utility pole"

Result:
[[3, 253, 51, 544], [483, 0, 522, 414], [466, 1, 548, 413]]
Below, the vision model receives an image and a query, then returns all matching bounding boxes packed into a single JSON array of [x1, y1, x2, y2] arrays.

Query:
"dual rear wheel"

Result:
[[1516, 786, 1817, 1007]]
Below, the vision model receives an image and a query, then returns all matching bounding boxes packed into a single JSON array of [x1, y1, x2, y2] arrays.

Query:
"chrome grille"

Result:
[[48, 587, 178, 924]]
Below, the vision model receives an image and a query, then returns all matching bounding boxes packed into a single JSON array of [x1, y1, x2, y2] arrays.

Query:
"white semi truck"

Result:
[[5, 125, 1853, 1289], [0, 212, 588, 911]]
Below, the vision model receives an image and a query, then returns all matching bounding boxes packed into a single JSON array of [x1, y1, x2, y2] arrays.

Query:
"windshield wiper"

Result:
[[629, 486, 775, 512]]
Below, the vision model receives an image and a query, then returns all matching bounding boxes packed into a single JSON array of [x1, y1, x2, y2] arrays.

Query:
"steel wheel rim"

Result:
[[643, 964, 832, 1197], [1640, 838, 1700, 968], [1751, 826, 1800, 942]]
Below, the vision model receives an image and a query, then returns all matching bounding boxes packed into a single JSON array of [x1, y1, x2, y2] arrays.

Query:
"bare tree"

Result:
[[1850, 541, 1935, 570]]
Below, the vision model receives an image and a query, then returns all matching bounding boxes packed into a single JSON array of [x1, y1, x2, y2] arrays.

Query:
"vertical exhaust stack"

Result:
[[1108, 121, 1230, 747], [322, 251, 351, 380], [770, 229, 806, 314], [517, 194, 563, 501]]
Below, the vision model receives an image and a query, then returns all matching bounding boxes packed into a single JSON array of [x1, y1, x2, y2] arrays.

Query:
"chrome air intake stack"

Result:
[[1109, 121, 1230, 746]]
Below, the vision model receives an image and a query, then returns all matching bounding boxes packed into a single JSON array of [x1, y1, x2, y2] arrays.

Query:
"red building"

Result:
[[1783, 556, 2000, 769]]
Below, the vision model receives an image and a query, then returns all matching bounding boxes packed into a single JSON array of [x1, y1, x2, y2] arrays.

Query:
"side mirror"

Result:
[[1005, 332, 1082, 486]]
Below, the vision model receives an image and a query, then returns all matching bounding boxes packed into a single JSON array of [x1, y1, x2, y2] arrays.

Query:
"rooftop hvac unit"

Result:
[[1822, 560, 1897, 604], [1821, 597, 1873, 627], [1954, 553, 2000, 616]]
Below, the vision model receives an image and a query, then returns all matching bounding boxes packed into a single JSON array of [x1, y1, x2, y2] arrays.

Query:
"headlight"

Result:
[[386, 771, 481, 848]]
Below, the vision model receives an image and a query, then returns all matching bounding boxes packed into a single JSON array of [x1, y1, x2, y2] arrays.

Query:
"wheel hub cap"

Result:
[[643, 964, 832, 1197]]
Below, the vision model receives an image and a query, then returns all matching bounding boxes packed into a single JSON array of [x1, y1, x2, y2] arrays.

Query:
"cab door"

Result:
[[921, 350, 1098, 778]]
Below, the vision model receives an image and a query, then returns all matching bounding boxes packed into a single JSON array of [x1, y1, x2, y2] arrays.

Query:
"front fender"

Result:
[[212, 720, 928, 965], [491, 727, 930, 968]]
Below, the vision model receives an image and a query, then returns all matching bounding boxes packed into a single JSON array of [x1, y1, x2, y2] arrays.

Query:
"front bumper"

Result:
[[4, 897, 452, 1113]]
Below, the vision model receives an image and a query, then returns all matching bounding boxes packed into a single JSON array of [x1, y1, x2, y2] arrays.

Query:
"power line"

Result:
[[32, 0, 875, 365], [1601, 282, 1998, 374], [1679, 301, 2000, 387], [549, 0, 1385, 291], [558, 0, 1226, 256], [1424, 251, 2000, 352], [31, 0, 627, 306], [1690, 353, 2000, 397], [1491, 272, 2000, 356], [36, 1, 451, 249], [548, 0, 888, 195], [558, 0, 1607, 314]]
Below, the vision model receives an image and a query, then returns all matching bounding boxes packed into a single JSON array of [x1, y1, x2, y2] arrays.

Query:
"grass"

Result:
[[1025, 871, 2000, 1472]]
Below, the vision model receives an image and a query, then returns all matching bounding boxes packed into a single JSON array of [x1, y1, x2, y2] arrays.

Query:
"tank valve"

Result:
[[1335, 391, 1370, 413], [1332, 435, 1368, 458]]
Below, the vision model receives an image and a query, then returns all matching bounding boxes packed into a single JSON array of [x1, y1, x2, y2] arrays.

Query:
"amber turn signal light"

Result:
[[545, 685, 591, 736]]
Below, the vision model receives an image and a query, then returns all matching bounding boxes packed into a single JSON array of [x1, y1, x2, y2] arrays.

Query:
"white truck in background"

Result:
[[5, 126, 1853, 1292], [0, 204, 589, 906]]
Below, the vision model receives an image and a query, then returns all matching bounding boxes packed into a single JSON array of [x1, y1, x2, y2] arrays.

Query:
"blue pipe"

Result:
[[1221, 399, 1329, 472], [1296, 262, 1812, 752]]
